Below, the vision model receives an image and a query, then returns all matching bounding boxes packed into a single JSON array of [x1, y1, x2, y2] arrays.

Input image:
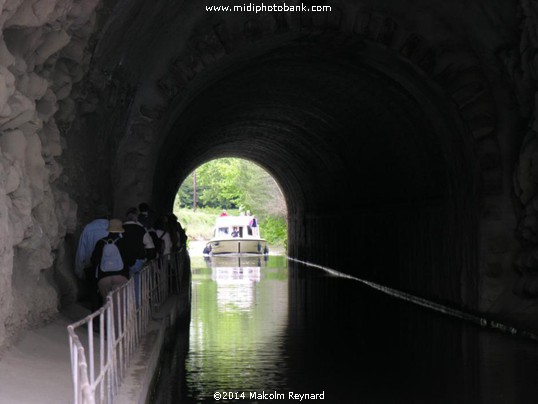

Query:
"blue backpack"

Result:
[[100, 238, 123, 272]]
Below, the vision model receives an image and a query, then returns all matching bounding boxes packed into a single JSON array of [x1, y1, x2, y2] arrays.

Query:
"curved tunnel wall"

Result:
[[144, 36, 481, 308], [76, 0, 519, 316], [2, 0, 534, 353], [75, 1, 524, 320]]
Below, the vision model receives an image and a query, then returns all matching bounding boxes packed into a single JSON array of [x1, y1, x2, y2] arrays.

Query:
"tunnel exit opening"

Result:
[[173, 157, 288, 255], [136, 34, 484, 313]]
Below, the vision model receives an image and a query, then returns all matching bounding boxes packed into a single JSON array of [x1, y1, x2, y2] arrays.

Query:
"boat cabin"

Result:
[[214, 215, 260, 239]]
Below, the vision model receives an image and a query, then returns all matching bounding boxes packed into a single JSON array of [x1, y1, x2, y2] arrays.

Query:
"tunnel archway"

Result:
[[117, 35, 480, 309], [173, 157, 287, 239], [3, 0, 538, 358], [79, 7, 506, 315]]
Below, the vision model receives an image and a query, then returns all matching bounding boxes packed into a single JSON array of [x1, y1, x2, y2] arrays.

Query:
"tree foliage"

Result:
[[177, 158, 286, 220]]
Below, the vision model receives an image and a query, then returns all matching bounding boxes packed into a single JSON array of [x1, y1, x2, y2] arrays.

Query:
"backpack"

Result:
[[100, 238, 124, 272], [149, 230, 166, 256]]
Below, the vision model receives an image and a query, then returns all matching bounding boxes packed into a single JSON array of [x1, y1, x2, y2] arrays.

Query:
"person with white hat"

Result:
[[91, 218, 130, 300]]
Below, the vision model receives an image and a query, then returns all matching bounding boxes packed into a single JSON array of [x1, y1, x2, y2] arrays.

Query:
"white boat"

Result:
[[205, 254, 268, 268], [203, 215, 269, 255]]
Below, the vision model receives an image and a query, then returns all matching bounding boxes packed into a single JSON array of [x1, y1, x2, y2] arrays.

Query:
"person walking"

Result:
[[75, 204, 110, 311], [166, 213, 189, 292], [153, 215, 172, 257], [168, 212, 187, 253], [90, 218, 130, 300], [137, 202, 155, 229], [122, 207, 155, 307], [90, 218, 129, 335]]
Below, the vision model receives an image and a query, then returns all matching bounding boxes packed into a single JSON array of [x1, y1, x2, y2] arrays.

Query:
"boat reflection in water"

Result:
[[205, 255, 268, 312]]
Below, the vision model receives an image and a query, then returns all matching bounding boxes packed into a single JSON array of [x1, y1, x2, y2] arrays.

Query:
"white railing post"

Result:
[[67, 250, 185, 403]]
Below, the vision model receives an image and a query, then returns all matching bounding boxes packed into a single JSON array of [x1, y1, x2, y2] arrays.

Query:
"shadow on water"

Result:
[[150, 257, 538, 404]]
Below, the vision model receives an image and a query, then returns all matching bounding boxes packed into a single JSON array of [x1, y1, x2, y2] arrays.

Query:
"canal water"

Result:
[[150, 254, 538, 404]]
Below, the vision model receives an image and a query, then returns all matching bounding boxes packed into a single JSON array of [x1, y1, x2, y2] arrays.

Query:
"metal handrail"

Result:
[[67, 251, 185, 404]]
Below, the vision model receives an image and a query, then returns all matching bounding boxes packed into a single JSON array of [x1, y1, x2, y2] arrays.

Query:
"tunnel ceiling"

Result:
[[82, 0, 496, 218], [3, 0, 538, 357], [155, 38, 449, 214]]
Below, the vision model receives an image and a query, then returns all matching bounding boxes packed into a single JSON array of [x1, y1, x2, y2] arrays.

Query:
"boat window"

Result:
[[247, 226, 253, 236], [218, 227, 229, 236]]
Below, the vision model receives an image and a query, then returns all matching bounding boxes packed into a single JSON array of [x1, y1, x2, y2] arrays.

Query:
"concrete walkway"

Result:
[[0, 312, 79, 404], [0, 250, 194, 404]]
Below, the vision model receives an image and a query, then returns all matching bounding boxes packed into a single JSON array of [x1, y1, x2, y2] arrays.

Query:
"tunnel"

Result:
[[0, 0, 537, 354], [149, 34, 481, 310]]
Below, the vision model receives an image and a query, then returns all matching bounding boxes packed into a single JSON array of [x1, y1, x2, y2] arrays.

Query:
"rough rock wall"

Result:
[[0, 0, 99, 353], [512, 0, 538, 297]]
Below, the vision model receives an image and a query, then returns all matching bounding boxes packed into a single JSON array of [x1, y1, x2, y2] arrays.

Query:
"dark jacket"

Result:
[[90, 233, 130, 280], [122, 221, 156, 265]]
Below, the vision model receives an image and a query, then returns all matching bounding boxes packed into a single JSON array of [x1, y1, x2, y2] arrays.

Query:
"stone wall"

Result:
[[1, 0, 538, 354], [0, 0, 99, 353], [512, 1, 538, 297]]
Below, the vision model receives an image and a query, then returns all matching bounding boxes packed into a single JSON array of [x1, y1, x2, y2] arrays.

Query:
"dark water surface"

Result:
[[151, 255, 538, 404]]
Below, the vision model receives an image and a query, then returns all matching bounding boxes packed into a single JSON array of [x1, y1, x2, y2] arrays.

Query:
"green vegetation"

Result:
[[258, 215, 287, 248], [174, 158, 287, 248], [173, 207, 234, 240], [174, 207, 287, 247]]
